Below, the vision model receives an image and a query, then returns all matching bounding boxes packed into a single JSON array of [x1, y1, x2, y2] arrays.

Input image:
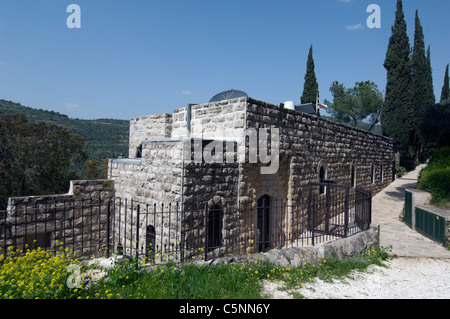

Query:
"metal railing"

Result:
[[108, 183, 372, 262], [1, 183, 372, 263]]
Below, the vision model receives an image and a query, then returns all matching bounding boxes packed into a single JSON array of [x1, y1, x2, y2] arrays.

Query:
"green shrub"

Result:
[[427, 146, 450, 169], [418, 147, 450, 205]]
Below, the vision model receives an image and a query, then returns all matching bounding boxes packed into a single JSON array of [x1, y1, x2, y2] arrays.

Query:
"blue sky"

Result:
[[0, 0, 449, 120]]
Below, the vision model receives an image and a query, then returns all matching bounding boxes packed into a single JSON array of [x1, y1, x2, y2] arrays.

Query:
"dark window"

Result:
[[257, 195, 271, 252], [351, 165, 356, 188], [207, 205, 223, 251], [146, 225, 156, 260], [24, 232, 52, 250], [319, 165, 327, 194], [136, 144, 143, 158], [371, 165, 375, 184]]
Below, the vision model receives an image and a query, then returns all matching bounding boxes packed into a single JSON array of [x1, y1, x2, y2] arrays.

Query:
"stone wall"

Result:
[[207, 225, 380, 267], [242, 98, 394, 202], [109, 96, 394, 258], [128, 113, 172, 159], [109, 138, 241, 259], [171, 98, 247, 139], [2, 180, 114, 258]]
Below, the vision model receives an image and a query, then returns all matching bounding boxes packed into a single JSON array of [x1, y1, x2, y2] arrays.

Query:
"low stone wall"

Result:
[[3, 180, 114, 258], [206, 225, 380, 267]]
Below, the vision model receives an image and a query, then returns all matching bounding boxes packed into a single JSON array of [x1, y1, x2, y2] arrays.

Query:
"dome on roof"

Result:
[[209, 89, 248, 102]]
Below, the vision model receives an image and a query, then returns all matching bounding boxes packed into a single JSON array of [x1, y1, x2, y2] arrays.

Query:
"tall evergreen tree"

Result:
[[382, 0, 414, 162], [301, 44, 319, 104], [411, 10, 435, 163], [426, 46, 436, 105], [441, 64, 450, 104]]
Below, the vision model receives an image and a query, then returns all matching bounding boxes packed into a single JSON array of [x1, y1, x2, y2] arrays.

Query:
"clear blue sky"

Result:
[[0, 0, 449, 120]]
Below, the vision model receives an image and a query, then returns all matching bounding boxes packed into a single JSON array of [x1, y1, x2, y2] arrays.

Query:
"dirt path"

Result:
[[262, 257, 450, 299]]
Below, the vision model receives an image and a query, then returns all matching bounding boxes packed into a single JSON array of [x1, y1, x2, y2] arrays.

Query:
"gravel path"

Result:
[[262, 257, 450, 299]]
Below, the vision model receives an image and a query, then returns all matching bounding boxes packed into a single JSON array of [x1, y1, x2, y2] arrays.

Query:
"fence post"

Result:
[[136, 204, 140, 259], [107, 201, 111, 258], [311, 197, 315, 246], [204, 204, 208, 261], [325, 186, 330, 234], [368, 191, 372, 229], [344, 187, 349, 238], [180, 204, 185, 262]]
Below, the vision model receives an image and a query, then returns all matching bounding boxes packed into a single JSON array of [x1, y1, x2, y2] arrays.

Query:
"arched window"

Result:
[[351, 164, 356, 188], [207, 204, 223, 251], [371, 165, 375, 184], [257, 195, 271, 252], [136, 144, 143, 158], [319, 164, 327, 195]]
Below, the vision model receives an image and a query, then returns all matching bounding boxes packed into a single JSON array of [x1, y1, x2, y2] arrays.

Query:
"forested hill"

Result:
[[0, 99, 129, 161]]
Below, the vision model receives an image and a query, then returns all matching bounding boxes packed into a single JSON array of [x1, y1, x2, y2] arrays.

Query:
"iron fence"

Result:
[[108, 183, 372, 262], [1, 183, 372, 263], [0, 197, 111, 260]]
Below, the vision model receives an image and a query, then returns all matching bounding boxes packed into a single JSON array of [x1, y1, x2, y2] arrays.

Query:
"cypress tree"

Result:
[[411, 10, 434, 163], [426, 46, 436, 105], [382, 0, 414, 161], [301, 44, 319, 104], [441, 64, 450, 104]]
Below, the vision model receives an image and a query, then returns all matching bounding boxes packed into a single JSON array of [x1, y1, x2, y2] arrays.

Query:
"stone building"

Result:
[[0, 93, 395, 261], [108, 95, 394, 258]]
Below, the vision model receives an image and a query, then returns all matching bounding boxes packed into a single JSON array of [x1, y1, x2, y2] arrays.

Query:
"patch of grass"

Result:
[[88, 261, 262, 299], [1, 246, 390, 299]]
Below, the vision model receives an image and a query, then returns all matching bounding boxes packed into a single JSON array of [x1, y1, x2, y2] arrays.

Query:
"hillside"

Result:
[[0, 99, 129, 161]]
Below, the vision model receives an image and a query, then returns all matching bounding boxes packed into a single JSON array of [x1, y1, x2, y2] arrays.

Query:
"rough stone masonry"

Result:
[[2, 96, 394, 260], [108, 96, 394, 258]]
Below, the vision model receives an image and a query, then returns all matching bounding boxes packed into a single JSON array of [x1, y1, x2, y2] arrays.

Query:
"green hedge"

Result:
[[418, 147, 450, 205]]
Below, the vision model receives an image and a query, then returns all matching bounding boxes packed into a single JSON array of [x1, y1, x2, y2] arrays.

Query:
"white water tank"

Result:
[[284, 101, 295, 110]]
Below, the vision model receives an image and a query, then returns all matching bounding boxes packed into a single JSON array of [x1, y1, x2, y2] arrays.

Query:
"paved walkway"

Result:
[[372, 164, 450, 258]]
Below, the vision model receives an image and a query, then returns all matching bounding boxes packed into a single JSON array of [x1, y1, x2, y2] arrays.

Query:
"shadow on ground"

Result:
[[383, 181, 418, 199]]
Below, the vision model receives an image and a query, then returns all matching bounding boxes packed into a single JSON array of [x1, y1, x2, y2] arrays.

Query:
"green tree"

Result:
[[411, 10, 435, 163], [301, 44, 319, 104], [382, 0, 414, 163], [420, 100, 450, 153], [426, 46, 436, 105], [324, 81, 383, 131], [100, 158, 109, 179], [83, 160, 101, 179], [441, 64, 450, 104], [0, 114, 87, 209]]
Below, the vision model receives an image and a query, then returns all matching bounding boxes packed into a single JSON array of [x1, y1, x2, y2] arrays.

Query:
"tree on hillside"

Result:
[[324, 81, 383, 131], [83, 158, 109, 179], [441, 64, 450, 104], [382, 0, 414, 164], [0, 114, 87, 209], [301, 45, 319, 104], [411, 10, 435, 163], [420, 100, 450, 153], [83, 160, 102, 179]]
